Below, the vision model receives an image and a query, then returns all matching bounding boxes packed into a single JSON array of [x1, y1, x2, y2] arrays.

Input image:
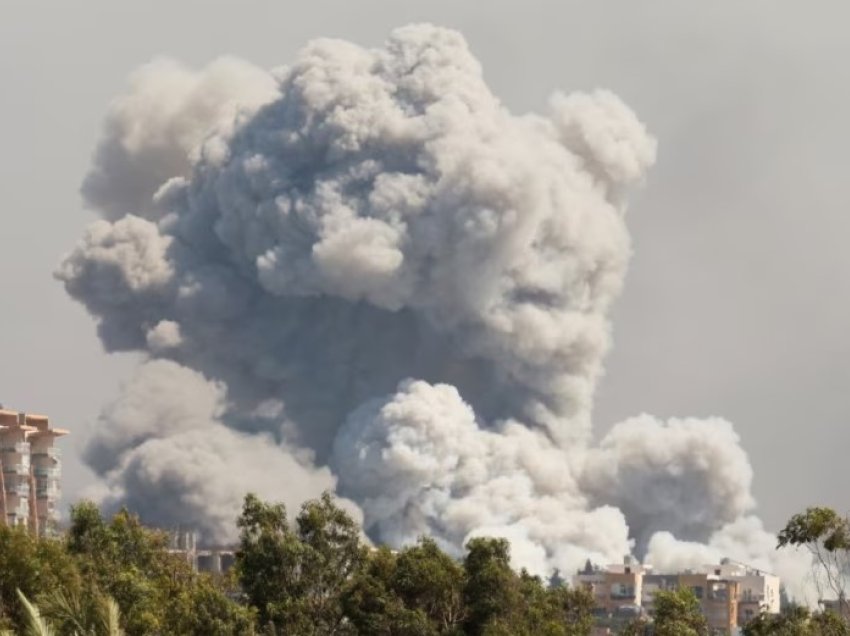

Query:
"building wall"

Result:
[[576, 560, 775, 634], [575, 566, 644, 613], [679, 573, 738, 633], [0, 408, 66, 535]]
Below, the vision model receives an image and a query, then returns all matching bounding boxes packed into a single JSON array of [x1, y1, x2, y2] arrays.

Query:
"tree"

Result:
[[343, 547, 437, 636], [545, 585, 594, 636], [39, 586, 126, 636], [462, 538, 518, 635], [778, 507, 850, 611], [393, 537, 466, 632], [619, 617, 650, 636], [16, 590, 54, 636], [67, 501, 252, 635], [0, 524, 79, 631], [235, 493, 295, 631], [651, 588, 708, 636], [743, 605, 850, 636], [743, 605, 812, 636], [295, 492, 366, 633], [236, 491, 366, 635]]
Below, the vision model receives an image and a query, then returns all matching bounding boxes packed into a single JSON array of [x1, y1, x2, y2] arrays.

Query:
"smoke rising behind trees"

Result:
[[57, 24, 811, 597]]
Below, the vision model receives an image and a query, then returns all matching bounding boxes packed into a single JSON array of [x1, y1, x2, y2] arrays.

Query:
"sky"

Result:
[[1, 0, 848, 534]]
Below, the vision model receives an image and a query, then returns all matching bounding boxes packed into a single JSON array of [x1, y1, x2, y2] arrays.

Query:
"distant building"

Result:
[[574, 556, 780, 635], [167, 527, 236, 574], [0, 407, 67, 535], [712, 560, 780, 625]]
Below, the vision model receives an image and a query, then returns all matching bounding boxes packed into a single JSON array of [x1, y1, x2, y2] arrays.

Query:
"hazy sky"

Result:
[[2, 0, 848, 532]]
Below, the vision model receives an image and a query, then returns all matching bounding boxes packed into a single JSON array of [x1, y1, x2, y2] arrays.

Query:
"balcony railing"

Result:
[[8, 503, 29, 517], [5, 483, 29, 497], [33, 466, 60, 478], [36, 486, 61, 498], [2, 463, 30, 475], [31, 447, 61, 459], [0, 442, 30, 454]]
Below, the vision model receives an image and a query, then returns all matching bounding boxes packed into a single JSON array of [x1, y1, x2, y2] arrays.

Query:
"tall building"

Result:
[[0, 407, 67, 534]]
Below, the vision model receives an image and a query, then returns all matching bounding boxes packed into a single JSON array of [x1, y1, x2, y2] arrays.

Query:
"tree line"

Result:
[[1, 493, 848, 635]]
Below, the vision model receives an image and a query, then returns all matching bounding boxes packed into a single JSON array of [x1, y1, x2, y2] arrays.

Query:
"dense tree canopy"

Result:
[[235, 495, 595, 636], [3, 497, 849, 635]]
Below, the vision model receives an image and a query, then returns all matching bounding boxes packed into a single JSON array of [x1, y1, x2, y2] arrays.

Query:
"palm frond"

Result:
[[39, 587, 89, 634], [16, 589, 55, 636], [101, 596, 124, 636]]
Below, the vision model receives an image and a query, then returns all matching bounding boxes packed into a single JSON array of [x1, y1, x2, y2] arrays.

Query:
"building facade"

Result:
[[574, 557, 779, 635], [0, 407, 67, 534], [167, 528, 237, 574]]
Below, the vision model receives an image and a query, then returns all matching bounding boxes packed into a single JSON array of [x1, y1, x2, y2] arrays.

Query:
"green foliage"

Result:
[[0, 502, 251, 635], [16, 589, 55, 636], [778, 508, 850, 552], [0, 524, 79, 630], [459, 538, 593, 636], [344, 546, 438, 635], [393, 537, 466, 632], [778, 507, 850, 614], [236, 491, 366, 634], [2, 493, 605, 636], [743, 606, 850, 636], [66, 502, 253, 635], [618, 617, 650, 635], [651, 587, 708, 636], [463, 538, 517, 634]]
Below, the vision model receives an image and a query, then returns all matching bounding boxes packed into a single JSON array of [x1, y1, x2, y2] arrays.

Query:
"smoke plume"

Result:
[[59, 24, 807, 588]]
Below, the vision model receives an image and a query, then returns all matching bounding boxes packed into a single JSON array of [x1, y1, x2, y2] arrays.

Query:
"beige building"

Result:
[[575, 557, 779, 635], [0, 407, 67, 534], [711, 560, 780, 625], [677, 572, 739, 633]]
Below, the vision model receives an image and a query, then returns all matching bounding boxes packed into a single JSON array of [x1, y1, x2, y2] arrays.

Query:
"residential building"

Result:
[[678, 572, 739, 633], [575, 556, 647, 614], [712, 560, 780, 624], [0, 407, 67, 535], [167, 527, 236, 574], [574, 557, 780, 635]]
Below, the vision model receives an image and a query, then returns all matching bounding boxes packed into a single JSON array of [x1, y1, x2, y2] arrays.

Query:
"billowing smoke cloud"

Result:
[[333, 379, 631, 572], [580, 415, 755, 555], [85, 360, 341, 542], [59, 23, 807, 585]]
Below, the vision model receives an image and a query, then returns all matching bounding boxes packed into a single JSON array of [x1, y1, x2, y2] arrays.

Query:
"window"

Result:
[[610, 583, 635, 599]]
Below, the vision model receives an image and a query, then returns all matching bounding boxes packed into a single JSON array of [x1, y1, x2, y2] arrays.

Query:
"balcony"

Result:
[[31, 447, 61, 459], [0, 442, 30, 454], [36, 486, 60, 499], [2, 463, 29, 476], [5, 483, 29, 497], [33, 466, 60, 478], [8, 502, 29, 517]]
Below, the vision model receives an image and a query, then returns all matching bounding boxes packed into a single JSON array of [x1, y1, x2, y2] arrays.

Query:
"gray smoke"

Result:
[[580, 414, 755, 556], [84, 359, 341, 541], [59, 24, 807, 586]]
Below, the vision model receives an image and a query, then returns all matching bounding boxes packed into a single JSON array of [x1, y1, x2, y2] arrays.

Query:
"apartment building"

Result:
[[168, 528, 237, 574], [711, 560, 780, 624], [0, 407, 67, 534], [574, 557, 779, 635]]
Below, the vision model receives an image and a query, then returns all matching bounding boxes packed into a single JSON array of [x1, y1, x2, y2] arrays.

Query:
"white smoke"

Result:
[[580, 415, 755, 555], [59, 23, 808, 587], [332, 379, 631, 573]]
